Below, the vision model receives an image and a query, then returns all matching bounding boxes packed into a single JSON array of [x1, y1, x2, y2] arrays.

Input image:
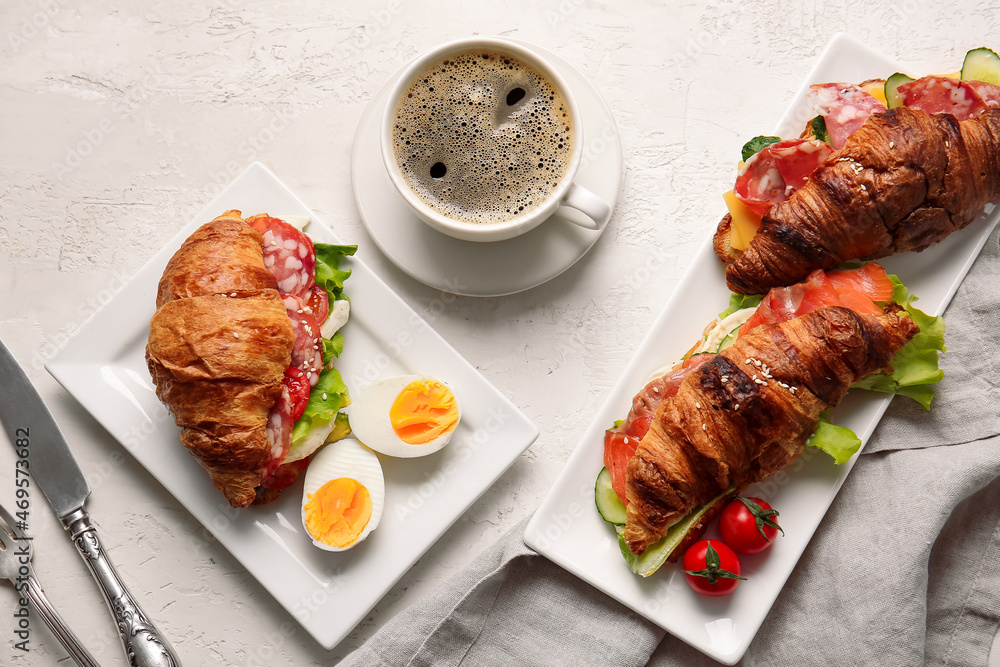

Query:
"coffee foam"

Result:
[[391, 49, 574, 225]]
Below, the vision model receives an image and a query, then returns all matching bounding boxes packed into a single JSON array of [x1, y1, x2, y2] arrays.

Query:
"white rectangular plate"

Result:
[[524, 34, 999, 664], [46, 161, 539, 649]]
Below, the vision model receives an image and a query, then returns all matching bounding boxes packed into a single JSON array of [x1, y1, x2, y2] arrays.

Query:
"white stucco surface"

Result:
[[1, 0, 998, 664]]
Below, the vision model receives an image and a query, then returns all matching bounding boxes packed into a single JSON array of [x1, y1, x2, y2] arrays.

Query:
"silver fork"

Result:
[[0, 503, 100, 667]]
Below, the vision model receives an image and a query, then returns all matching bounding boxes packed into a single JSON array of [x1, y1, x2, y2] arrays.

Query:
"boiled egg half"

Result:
[[347, 375, 460, 458], [301, 438, 385, 551]]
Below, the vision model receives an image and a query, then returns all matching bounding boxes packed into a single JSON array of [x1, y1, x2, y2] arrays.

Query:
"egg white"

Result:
[[301, 438, 385, 551], [347, 375, 461, 458]]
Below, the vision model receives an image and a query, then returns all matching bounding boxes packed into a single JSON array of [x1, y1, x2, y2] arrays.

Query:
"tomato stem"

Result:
[[738, 496, 783, 540], [683, 541, 747, 584]]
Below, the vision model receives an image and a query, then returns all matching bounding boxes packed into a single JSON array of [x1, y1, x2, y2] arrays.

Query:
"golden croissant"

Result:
[[624, 305, 918, 555], [146, 212, 294, 508], [717, 107, 1000, 294]]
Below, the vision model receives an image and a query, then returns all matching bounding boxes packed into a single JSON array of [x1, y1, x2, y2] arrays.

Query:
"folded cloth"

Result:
[[338, 518, 664, 667], [340, 229, 1000, 667]]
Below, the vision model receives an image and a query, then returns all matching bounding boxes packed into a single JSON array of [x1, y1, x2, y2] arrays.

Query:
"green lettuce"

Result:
[[291, 366, 350, 446], [809, 414, 863, 464], [323, 333, 344, 363], [811, 115, 831, 145], [807, 273, 945, 461], [719, 293, 763, 319], [741, 136, 781, 161], [287, 412, 350, 463], [849, 275, 946, 410], [314, 243, 357, 303]]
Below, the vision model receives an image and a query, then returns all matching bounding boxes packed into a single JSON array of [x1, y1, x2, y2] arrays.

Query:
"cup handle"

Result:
[[560, 182, 611, 230]]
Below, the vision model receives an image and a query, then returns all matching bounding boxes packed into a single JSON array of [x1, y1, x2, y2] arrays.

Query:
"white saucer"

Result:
[[351, 40, 623, 297]]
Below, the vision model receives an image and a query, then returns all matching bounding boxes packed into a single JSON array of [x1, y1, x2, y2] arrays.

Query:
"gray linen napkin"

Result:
[[340, 229, 1000, 667]]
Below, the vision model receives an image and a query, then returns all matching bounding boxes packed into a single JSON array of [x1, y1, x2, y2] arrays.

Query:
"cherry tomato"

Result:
[[682, 539, 745, 596], [306, 285, 330, 324], [719, 496, 783, 555], [282, 366, 312, 422]]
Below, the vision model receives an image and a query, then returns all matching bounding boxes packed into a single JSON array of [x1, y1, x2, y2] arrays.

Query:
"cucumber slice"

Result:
[[616, 486, 735, 577], [595, 467, 627, 525], [885, 72, 915, 109], [962, 47, 1000, 84], [717, 323, 744, 352]]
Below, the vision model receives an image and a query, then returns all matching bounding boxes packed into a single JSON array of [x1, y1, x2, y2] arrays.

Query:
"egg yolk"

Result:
[[389, 380, 459, 445], [303, 478, 372, 548]]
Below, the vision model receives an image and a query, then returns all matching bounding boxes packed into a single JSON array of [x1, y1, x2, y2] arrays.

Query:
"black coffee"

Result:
[[391, 48, 574, 225]]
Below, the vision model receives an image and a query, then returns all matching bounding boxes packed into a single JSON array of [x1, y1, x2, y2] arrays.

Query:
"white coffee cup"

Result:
[[380, 37, 611, 242]]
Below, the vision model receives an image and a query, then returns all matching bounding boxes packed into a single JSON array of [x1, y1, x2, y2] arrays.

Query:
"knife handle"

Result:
[[62, 508, 182, 667], [23, 575, 101, 667]]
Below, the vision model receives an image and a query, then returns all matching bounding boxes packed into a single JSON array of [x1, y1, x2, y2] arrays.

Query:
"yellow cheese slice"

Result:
[[723, 190, 761, 252]]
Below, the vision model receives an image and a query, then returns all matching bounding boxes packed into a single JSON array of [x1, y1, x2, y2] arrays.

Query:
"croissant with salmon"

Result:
[[717, 107, 1000, 294], [624, 304, 919, 555], [146, 213, 295, 508]]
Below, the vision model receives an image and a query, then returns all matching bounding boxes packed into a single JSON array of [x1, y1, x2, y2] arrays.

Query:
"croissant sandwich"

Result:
[[146, 211, 356, 508], [599, 263, 945, 567], [715, 66, 1000, 294], [625, 304, 917, 553]]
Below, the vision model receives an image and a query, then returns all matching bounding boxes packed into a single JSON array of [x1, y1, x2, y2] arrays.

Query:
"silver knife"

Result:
[[0, 339, 182, 667]]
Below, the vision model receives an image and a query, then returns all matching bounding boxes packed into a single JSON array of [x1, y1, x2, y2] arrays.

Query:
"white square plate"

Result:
[[46, 161, 539, 649], [524, 34, 999, 664]]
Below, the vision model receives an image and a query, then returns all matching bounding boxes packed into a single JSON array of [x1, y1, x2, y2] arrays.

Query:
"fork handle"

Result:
[[23, 576, 101, 667], [62, 508, 182, 667]]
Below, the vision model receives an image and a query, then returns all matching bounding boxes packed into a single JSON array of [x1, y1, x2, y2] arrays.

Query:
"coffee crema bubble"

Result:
[[391, 49, 574, 225]]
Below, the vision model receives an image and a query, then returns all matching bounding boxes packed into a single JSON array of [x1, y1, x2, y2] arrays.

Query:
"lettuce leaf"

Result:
[[850, 274, 946, 410], [887, 272, 911, 306], [287, 412, 351, 463], [808, 414, 862, 464], [807, 273, 945, 461], [719, 293, 763, 319], [741, 136, 781, 161], [811, 116, 831, 145], [314, 243, 357, 303], [322, 333, 344, 364], [291, 366, 350, 445]]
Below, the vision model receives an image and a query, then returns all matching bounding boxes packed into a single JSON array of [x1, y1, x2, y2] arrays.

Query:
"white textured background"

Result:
[[1, 0, 998, 664]]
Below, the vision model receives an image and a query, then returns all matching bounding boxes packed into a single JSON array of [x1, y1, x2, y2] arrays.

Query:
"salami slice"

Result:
[[263, 385, 294, 480], [963, 80, 1000, 109], [809, 83, 887, 149], [735, 139, 831, 216], [770, 139, 833, 190], [248, 216, 317, 299], [734, 148, 786, 217], [897, 75, 988, 121], [283, 294, 324, 387]]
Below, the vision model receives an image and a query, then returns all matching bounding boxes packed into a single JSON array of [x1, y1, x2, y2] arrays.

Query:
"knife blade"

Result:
[[0, 339, 182, 667], [0, 347, 89, 519]]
